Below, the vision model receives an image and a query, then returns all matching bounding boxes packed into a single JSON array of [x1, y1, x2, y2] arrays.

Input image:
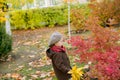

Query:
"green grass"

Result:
[[0, 78, 15, 80], [18, 67, 36, 76], [39, 65, 52, 72]]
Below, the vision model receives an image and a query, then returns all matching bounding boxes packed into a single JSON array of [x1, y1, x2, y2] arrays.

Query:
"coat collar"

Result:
[[50, 45, 66, 53]]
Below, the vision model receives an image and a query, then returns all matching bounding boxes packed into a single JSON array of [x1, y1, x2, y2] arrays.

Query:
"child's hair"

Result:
[[49, 32, 62, 47]]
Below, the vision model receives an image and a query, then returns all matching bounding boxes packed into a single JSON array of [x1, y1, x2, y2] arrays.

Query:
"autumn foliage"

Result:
[[0, 0, 7, 23], [71, 4, 90, 31], [69, 17, 120, 80], [89, 0, 120, 27]]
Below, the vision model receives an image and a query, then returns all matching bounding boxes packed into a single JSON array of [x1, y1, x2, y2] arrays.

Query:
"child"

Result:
[[46, 32, 71, 80]]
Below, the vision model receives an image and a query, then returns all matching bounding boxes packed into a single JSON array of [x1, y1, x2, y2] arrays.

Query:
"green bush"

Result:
[[10, 4, 89, 30], [0, 23, 12, 57], [10, 5, 68, 30]]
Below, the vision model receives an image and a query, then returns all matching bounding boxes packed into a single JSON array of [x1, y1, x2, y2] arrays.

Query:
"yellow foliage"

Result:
[[68, 65, 84, 80], [0, 0, 6, 23], [0, 0, 5, 3], [42, 56, 48, 61], [0, 17, 6, 22], [63, 0, 77, 3], [0, 12, 6, 23]]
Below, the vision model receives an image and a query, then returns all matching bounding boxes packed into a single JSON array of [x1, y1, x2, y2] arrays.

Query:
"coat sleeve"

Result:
[[53, 53, 71, 73]]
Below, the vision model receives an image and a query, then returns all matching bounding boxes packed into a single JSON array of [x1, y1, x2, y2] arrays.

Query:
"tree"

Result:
[[0, 0, 12, 58], [89, 0, 120, 27], [0, 0, 7, 23]]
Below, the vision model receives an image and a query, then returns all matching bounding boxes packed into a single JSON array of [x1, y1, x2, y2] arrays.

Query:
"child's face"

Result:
[[55, 38, 63, 46]]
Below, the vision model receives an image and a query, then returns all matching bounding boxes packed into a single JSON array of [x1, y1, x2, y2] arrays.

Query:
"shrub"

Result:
[[10, 5, 68, 30], [68, 17, 120, 80], [89, 0, 120, 27], [0, 0, 12, 58], [71, 4, 91, 31], [10, 4, 89, 30], [10, 10, 26, 29], [0, 23, 12, 57]]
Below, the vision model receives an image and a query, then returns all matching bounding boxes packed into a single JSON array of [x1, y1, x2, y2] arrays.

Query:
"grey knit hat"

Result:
[[49, 32, 62, 47]]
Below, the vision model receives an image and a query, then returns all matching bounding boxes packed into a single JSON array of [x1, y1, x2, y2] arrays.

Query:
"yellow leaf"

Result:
[[42, 56, 48, 61], [68, 65, 84, 80]]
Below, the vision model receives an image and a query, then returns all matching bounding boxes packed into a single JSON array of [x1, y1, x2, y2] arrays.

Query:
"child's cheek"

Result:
[[59, 42, 63, 46], [61, 41, 64, 45]]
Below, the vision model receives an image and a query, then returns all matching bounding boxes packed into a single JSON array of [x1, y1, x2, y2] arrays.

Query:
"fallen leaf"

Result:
[[20, 76, 26, 80], [23, 41, 32, 45], [40, 73, 46, 78], [28, 55, 35, 58], [35, 71, 41, 75], [11, 73, 22, 80], [43, 77, 52, 80], [0, 74, 2, 77], [49, 71, 55, 77], [6, 55, 12, 61], [28, 68, 32, 70], [31, 74, 38, 79], [21, 56, 25, 58], [4, 73, 11, 78], [15, 65, 24, 71], [28, 58, 50, 68]]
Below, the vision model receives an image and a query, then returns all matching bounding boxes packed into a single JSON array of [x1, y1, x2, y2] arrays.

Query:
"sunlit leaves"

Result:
[[68, 65, 84, 80], [0, 12, 6, 23], [0, 0, 7, 23], [89, 0, 120, 27]]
